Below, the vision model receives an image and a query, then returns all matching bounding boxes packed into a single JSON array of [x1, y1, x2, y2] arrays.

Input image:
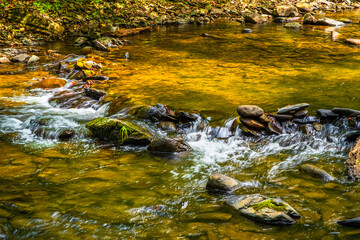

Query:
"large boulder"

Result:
[[147, 138, 191, 153], [86, 117, 154, 146], [206, 173, 241, 192], [347, 137, 360, 181], [296, 2, 313, 12], [226, 194, 301, 225], [273, 6, 299, 17]]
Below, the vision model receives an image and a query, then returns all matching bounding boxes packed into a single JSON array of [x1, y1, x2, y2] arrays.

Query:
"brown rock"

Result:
[[296, 2, 312, 12], [294, 109, 308, 118], [147, 138, 191, 153], [240, 117, 266, 130], [206, 173, 241, 191], [31, 78, 67, 89], [0, 57, 11, 64], [11, 54, 30, 63], [243, 13, 265, 24], [347, 137, 360, 181], [237, 105, 264, 118], [303, 13, 317, 24]]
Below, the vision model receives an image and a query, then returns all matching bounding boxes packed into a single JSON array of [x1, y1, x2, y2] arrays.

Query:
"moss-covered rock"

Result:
[[86, 117, 154, 145]]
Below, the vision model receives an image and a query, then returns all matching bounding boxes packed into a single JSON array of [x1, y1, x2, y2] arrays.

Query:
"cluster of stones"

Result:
[[206, 173, 301, 225], [0, 48, 40, 65]]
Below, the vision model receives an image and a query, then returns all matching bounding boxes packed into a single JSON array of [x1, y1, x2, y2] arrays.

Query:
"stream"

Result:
[[1, 10, 360, 240]]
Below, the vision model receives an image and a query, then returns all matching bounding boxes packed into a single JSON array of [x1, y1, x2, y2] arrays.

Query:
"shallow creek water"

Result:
[[1, 10, 360, 240]]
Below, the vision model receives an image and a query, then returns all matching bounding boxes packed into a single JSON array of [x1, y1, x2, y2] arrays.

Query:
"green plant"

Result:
[[251, 198, 287, 212], [120, 125, 131, 143]]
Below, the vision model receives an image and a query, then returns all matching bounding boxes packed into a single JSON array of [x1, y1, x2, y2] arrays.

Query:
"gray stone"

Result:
[[299, 164, 335, 181], [206, 173, 241, 192], [317, 109, 339, 121], [226, 194, 301, 225], [316, 18, 345, 26], [332, 107, 360, 116], [294, 109, 308, 118], [277, 103, 310, 114], [27, 55, 40, 65], [237, 105, 264, 118], [11, 54, 30, 63]]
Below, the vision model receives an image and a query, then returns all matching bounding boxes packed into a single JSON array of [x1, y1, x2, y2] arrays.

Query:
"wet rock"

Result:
[[58, 130, 75, 141], [84, 88, 106, 101], [242, 28, 253, 33], [316, 18, 345, 26], [303, 13, 317, 24], [344, 130, 360, 142], [240, 117, 266, 130], [317, 109, 339, 122], [267, 116, 283, 135], [11, 54, 30, 63], [273, 17, 301, 23], [261, 7, 273, 15], [0, 57, 11, 64], [313, 122, 323, 132], [345, 38, 360, 46], [299, 164, 335, 181], [332, 107, 360, 116], [258, 114, 270, 124], [31, 78, 67, 89], [86, 117, 154, 146], [283, 22, 302, 28], [277, 103, 310, 114], [74, 37, 89, 46], [84, 76, 109, 81], [105, 95, 135, 116], [147, 138, 191, 153], [230, 117, 241, 133], [177, 111, 199, 123], [338, 217, 360, 227], [206, 173, 241, 192], [294, 109, 308, 118], [239, 122, 262, 137], [226, 194, 301, 225], [243, 13, 265, 24], [237, 105, 264, 118], [331, 31, 340, 41], [301, 125, 312, 135], [293, 116, 319, 124], [157, 121, 177, 132], [273, 6, 299, 17], [296, 2, 313, 12], [136, 104, 177, 122], [347, 137, 360, 181], [27, 55, 40, 65], [271, 114, 293, 121]]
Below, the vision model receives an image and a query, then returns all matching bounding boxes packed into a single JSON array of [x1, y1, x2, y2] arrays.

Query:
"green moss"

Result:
[[86, 117, 153, 145], [250, 198, 287, 212]]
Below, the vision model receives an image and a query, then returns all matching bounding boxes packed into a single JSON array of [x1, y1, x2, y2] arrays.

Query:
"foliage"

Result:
[[120, 125, 131, 143]]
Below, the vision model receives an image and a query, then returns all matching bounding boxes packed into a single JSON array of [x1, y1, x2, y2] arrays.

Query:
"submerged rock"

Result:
[[283, 22, 302, 28], [136, 104, 177, 122], [157, 121, 177, 132], [206, 173, 241, 192], [58, 129, 75, 141], [147, 138, 191, 153], [237, 105, 264, 118], [242, 28, 253, 33], [193, 212, 232, 221], [338, 217, 360, 227], [347, 137, 360, 181], [299, 164, 335, 181], [277, 103, 309, 114], [84, 88, 106, 100], [86, 117, 154, 146], [31, 78, 67, 89], [226, 194, 301, 225]]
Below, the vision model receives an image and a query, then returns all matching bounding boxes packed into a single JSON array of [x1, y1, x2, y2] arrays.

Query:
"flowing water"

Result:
[[1, 10, 360, 239]]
